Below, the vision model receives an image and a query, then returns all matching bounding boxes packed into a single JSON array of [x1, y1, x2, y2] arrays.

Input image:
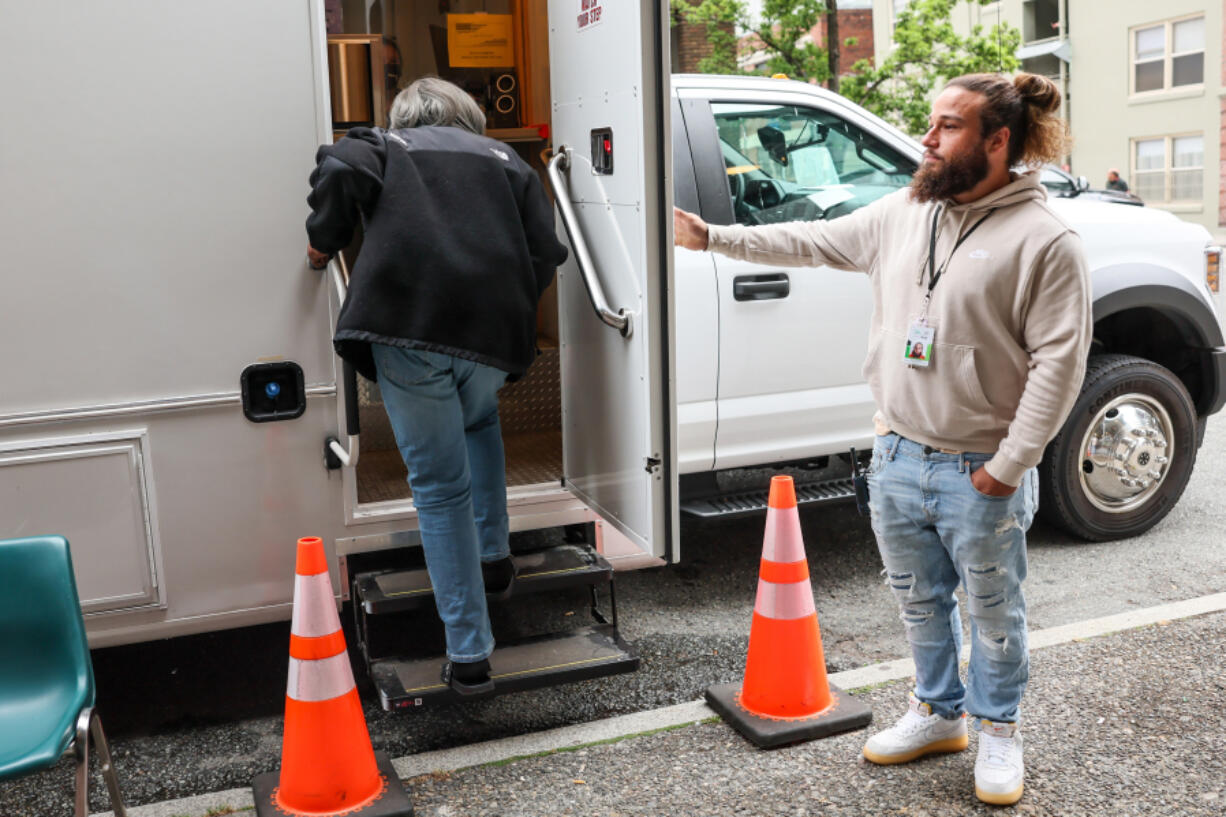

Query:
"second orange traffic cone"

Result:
[[706, 476, 872, 747], [252, 537, 414, 817]]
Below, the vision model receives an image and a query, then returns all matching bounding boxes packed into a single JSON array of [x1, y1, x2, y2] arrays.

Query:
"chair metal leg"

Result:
[[90, 711, 128, 817], [73, 709, 92, 817], [71, 708, 128, 817]]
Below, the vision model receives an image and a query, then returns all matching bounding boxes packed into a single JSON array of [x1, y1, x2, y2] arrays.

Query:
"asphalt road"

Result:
[[409, 611, 1226, 817], [3, 418, 1224, 815]]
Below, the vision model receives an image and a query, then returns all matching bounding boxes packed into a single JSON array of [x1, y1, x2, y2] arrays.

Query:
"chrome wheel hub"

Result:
[[1079, 394, 1173, 514]]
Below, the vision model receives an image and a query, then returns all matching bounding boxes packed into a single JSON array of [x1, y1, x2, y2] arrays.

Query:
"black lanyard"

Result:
[[927, 206, 995, 295]]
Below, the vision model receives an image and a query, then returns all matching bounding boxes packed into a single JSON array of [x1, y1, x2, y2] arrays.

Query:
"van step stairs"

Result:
[[354, 544, 613, 616], [680, 477, 856, 518], [370, 624, 638, 710]]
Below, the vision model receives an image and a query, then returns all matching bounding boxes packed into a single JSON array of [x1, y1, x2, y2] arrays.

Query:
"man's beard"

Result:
[[911, 140, 990, 202]]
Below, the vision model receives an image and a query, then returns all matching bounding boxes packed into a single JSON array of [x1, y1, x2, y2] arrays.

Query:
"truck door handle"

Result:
[[733, 273, 790, 301], [546, 147, 633, 338]]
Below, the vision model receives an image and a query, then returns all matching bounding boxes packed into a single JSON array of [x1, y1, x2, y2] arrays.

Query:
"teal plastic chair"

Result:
[[0, 535, 127, 816]]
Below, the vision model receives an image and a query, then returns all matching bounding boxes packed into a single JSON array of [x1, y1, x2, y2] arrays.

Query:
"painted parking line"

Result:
[[94, 591, 1226, 817]]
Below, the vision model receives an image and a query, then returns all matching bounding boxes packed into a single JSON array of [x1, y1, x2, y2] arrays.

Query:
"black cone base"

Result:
[[706, 681, 872, 748], [253, 750, 414, 816]]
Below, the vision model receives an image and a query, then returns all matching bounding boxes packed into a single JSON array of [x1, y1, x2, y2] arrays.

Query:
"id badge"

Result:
[[904, 321, 935, 367]]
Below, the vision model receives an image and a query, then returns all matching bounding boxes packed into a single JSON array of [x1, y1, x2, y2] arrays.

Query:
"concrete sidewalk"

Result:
[[90, 601, 1226, 817]]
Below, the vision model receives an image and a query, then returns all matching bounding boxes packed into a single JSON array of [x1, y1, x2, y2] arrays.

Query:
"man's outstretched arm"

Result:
[[672, 193, 894, 274]]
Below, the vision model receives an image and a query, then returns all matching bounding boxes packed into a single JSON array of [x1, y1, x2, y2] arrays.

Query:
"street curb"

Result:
[[92, 591, 1226, 817]]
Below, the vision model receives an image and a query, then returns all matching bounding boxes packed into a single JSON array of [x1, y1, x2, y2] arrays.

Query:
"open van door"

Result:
[[546, 1, 678, 564]]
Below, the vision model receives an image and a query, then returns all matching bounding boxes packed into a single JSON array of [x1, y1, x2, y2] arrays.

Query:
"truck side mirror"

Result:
[[1077, 175, 1090, 192], [756, 125, 789, 167]]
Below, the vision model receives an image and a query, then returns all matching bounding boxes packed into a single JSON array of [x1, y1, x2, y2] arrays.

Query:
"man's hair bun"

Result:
[[1013, 73, 1060, 115]]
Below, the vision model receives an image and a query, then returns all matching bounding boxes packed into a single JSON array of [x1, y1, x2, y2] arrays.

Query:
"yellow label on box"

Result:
[[447, 13, 514, 68]]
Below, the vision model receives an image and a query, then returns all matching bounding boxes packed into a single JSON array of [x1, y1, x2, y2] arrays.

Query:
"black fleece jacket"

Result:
[[306, 125, 568, 381]]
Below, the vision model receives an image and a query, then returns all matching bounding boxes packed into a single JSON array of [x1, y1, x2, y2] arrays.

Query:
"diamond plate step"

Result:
[[680, 477, 856, 518]]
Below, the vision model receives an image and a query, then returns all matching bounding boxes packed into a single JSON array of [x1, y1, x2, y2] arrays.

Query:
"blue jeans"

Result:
[[371, 345, 510, 663], [867, 433, 1038, 724]]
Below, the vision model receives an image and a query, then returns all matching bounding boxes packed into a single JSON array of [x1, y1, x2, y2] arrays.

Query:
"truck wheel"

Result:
[[1039, 354, 1198, 541]]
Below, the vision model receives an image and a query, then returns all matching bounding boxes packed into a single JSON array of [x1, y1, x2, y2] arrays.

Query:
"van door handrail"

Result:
[[547, 148, 633, 338], [325, 255, 360, 469]]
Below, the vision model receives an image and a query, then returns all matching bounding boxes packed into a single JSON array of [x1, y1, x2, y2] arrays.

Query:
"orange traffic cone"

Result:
[[252, 537, 414, 817], [706, 476, 872, 747]]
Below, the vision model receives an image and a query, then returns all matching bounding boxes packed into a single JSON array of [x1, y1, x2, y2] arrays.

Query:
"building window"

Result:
[[1133, 135, 1203, 204], [1022, 0, 1060, 44], [1131, 16, 1204, 95]]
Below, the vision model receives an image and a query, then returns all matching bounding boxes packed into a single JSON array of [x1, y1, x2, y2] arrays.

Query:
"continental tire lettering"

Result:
[[1087, 381, 1142, 415]]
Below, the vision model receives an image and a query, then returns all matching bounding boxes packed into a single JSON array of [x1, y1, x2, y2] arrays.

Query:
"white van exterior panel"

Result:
[[0, 430, 164, 614], [0, 2, 334, 415]]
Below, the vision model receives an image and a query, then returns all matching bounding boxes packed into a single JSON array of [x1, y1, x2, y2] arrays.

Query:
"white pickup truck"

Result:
[[666, 74, 1226, 543]]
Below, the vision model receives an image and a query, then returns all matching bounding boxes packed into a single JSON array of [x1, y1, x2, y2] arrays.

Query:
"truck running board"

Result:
[[370, 624, 638, 710], [354, 544, 613, 616], [680, 476, 856, 518]]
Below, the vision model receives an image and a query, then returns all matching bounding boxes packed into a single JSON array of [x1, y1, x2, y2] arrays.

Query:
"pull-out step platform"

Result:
[[681, 476, 855, 519], [354, 544, 612, 615], [371, 624, 637, 710], [352, 542, 636, 709]]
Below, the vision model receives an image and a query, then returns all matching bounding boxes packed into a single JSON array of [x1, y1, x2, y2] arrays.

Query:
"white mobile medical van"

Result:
[[2, 1, 675, 706]]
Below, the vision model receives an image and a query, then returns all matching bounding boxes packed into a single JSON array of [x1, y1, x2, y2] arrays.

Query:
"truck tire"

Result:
[[1039, 354, 1198, 541]]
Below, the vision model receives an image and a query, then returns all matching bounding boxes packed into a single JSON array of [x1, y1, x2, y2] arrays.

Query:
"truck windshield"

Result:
[[712, 103, 916, 226]]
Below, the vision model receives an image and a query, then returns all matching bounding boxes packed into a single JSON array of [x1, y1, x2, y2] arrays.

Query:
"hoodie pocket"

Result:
[[867, 329, 998, 438]]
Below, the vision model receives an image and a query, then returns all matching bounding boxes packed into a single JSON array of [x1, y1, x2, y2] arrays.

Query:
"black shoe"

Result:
[[442, 658, 494, 696], [481, 556, 517, 600]]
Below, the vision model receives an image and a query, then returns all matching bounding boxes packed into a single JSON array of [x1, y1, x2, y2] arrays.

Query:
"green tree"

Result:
[[670, 0, 745, 75], [840, 0, 1021, 134], [670, 0, 1022, 137], [672, 0, 874, 85], [748, 0, 832, 84]]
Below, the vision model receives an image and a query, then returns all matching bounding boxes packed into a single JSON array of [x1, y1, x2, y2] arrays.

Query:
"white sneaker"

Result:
[[974, 720, 1024, 805], [862, 694, 968, 765]]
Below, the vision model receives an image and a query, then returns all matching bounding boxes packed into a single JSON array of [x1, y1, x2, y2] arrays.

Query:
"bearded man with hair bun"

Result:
[[674, 72, 1090, 806]]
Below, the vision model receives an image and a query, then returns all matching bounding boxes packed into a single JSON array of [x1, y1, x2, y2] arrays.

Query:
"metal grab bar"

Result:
[[546, 148, 633, 338], [325, 255, 360, 469]]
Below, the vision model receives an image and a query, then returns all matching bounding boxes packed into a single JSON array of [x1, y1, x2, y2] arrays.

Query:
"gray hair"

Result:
[[388, 77, 486, 135]]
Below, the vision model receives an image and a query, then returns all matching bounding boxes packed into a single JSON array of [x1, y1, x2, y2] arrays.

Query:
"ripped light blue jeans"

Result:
[[371, 344, 510, 663], [867, 433, 1038, 724]]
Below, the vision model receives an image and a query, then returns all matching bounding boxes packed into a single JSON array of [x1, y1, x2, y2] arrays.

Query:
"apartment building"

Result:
[[1069, 1, 1221, 234], [871, 1, 1224, 235]]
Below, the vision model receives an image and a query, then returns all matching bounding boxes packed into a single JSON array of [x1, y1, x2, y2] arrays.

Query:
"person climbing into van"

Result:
[[674, 73, 1091, 806], [305, 77, 569, 695]]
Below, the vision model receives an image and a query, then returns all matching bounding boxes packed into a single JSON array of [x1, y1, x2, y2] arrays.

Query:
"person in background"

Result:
[[1106, 168, 1129, 192], [674, 72, 1090, 806], [305, 77, 568, 695]]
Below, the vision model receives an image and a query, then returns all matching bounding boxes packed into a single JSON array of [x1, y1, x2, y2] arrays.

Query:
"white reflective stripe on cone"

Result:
[[287, 653, 357, 702], [754, 578, 816, 620], [759, 508, 805, 564], [291, 571, 341, 638]]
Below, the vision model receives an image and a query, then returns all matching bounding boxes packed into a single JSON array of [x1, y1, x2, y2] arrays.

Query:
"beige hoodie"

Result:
[[706, 171, 1092, 487]]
